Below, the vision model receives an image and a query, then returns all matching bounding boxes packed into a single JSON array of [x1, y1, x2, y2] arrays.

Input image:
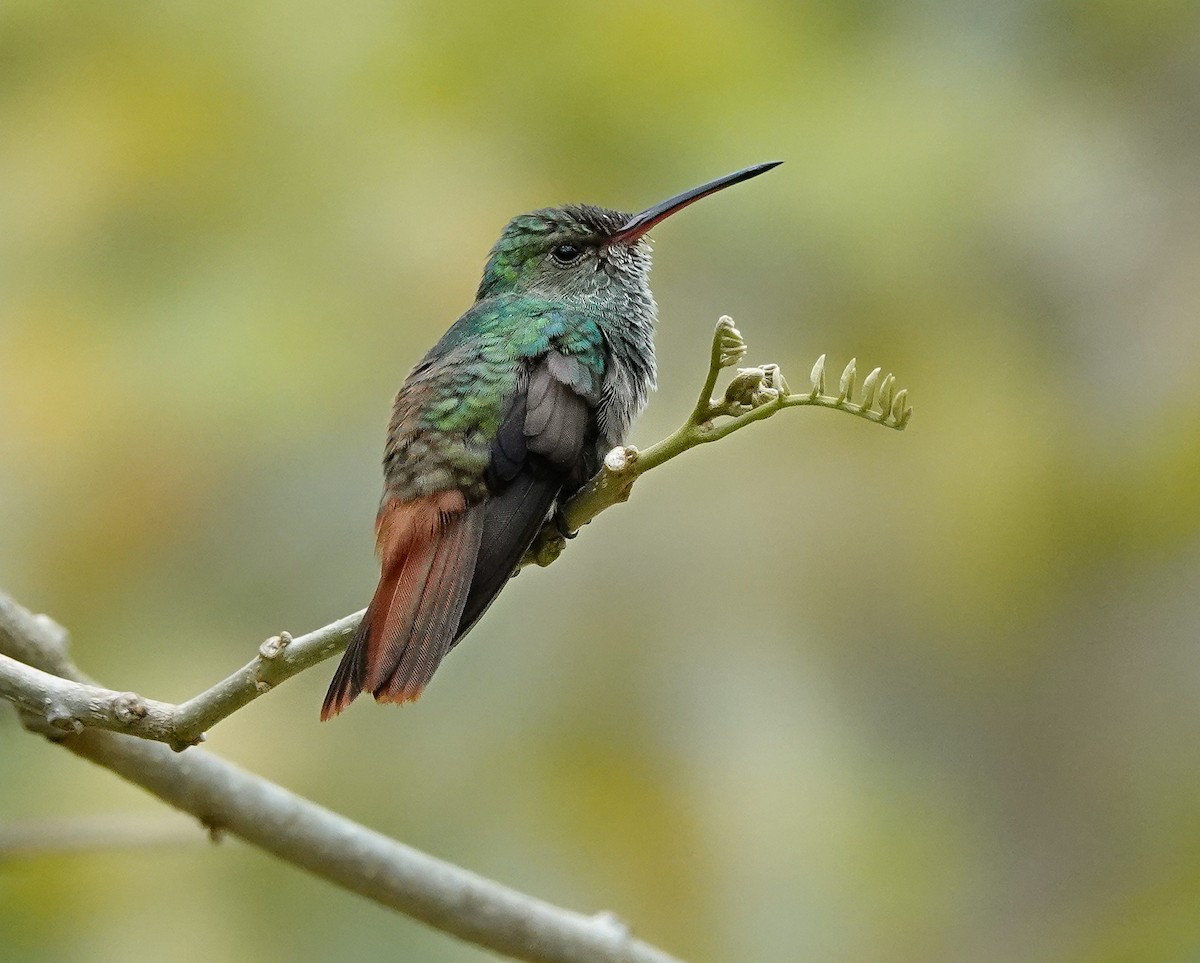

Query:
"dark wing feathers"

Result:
[[322, 350, 596, 718], [454, 353, 592, 642], [323, 616, 368, 720], [485, 390, 528, 489], [524, 361, 588, 467], [546, 351, 598, 400], [454, 471, 560, 641]]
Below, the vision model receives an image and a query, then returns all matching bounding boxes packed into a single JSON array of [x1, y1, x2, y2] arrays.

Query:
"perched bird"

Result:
[[322, 162, 781, 719]]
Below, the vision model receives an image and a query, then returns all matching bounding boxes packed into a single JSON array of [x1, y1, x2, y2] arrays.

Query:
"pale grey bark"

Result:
[[0, 590, 682, 963], [0, 320, 908, 962], [0, 598, 362, 750], [61, 729, 679, 963]]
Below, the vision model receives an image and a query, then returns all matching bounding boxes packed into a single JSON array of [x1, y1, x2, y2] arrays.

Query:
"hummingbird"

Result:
[[321, 161, 781, 719]]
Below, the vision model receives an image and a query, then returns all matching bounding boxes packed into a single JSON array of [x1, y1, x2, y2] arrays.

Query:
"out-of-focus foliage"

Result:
[[3, 1, 1200, 960]]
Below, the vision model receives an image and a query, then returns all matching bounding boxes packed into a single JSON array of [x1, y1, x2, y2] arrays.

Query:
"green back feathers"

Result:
[[418, 297, 606, 439], [476, 214, 553, 299]]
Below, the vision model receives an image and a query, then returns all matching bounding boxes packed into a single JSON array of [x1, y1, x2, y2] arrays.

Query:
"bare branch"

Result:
[[1, 593, 683, 963], [1, 316, 912, 747], [168, 611, 362, 748], [0, 316, 913, 961], [0, 652, 180, 739], [60, 729, 679, 963], [0, 596, 362, 750], [0, 593, 80, 681]]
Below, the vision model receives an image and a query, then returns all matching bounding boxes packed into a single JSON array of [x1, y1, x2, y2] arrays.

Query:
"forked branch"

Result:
[[0, 317, 912, 748], [0, 314, 911, 963], [0, 592, 681, 963]]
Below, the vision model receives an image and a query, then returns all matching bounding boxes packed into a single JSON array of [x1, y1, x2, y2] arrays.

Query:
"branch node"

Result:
[[110, 692, 149, 724], [39, 695, 82, 733], [723, 367, 766, 408], [528, 530, 567, 568], [754, 363, 783, 406], [258, 631, 293, 661], [592, 909, 632, 944], [170, 731, 206, 753], [33, 612, 69, 647], [603, 445, 637, 473]]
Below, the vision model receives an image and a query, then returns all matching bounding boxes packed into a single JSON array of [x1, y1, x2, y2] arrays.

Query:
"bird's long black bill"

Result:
[[611, 160, 782, 243]]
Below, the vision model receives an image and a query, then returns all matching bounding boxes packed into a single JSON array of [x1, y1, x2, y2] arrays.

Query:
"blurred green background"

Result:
[[3, 1, 1200, 960]]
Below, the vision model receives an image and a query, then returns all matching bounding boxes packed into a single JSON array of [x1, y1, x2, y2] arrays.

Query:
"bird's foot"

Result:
[[553, 513, 577, 540]]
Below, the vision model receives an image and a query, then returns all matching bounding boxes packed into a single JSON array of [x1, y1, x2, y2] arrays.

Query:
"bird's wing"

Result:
[[322, 330, 603, 719], [454, 350, 601, 641]]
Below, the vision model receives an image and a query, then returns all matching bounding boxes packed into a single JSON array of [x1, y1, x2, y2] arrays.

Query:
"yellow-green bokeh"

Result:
[[3, 2, 1200, 961]]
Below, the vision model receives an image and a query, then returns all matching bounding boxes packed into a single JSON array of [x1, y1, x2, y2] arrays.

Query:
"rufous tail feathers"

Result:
[[320, 491, 483, 720]]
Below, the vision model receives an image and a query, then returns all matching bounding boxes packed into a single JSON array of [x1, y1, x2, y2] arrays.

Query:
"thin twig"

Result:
[[0, 596, 361, 750], [1, 318, 910, 748], [526, 317, 911, 558], [0, 315, 912, 963], [169, 611, 362, 748]]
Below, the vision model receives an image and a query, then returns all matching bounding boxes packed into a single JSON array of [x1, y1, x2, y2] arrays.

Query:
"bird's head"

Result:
[[475, 162, 782, 312]]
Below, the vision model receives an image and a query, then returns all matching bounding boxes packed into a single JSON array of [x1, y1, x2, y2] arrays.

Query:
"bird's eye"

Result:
[[550, 243, 583, 265]]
